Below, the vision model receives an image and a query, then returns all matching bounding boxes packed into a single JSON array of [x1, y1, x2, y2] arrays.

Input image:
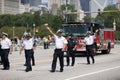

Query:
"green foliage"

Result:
[[51, 15, 63, 31], [0, 26, 26, 38], [83, 16, 95, 22], [115, 31, 120, 40], [33, 11, 41, 26], [40, 13, 54, 26]]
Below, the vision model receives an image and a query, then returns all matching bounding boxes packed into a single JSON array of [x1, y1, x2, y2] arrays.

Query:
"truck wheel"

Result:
[[102, 50, 107, 54], [107, 42, 111, 54], [93, 42, 97, 55], [93, 48, 97, 55], [102, 43, 111, 54]]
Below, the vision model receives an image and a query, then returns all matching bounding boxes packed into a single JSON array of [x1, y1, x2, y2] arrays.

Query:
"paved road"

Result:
[[0, 45, 120, 80]]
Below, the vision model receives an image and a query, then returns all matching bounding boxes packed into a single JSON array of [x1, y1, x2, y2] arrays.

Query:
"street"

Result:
[[0, 44, 120, 80]]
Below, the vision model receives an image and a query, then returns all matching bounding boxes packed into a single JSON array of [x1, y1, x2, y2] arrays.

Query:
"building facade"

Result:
[[117, 0, 120, 10], [0, 0, 20, 14], [29, 0, 41, 6]]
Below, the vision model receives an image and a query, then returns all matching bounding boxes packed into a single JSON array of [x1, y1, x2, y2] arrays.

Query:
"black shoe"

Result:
[[2, 67, 9, 70], [2, 68, 7, 70], [93, 61, 95, 64], [66, 64, 69, 66], [87, 63, 90, 65], [6, 67, 10, 70], [24, 64, 27, 66], [32, 64, 35, 66], [50, 70, 55, 72], [25, 68, 32, 72], [0, 61, 2, 65], [60, 69, 63, 72], [25, 69, 32, 72]]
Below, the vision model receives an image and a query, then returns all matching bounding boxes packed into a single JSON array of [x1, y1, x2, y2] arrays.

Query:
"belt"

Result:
[[86, 44, 93, 46], [55, 48, 62, 50], [2, 48, 10, 50], [25, 49, 33, 51]]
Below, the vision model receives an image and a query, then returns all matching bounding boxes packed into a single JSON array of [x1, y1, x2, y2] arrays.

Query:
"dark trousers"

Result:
[[86, 45, 95, 64], [51, 49, 64, 71], [25, 50, 35, 65], [66, 49, 75, 66], [0, 50, 3, 64], [1, 49, 10, 69], [44, 42, 49, 49], [25, 49, 33, 69], [31, 52, 35, 65]]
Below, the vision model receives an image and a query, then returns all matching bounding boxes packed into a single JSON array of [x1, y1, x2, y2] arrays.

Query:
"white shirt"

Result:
[[84, 35, 95, 45], [54, 35, 68, 49], [1, 38, 12, 49], [22, 38, 34, 50]]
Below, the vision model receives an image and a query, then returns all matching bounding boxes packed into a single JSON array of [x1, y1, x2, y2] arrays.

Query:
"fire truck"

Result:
[[61, 22, 114, 55]]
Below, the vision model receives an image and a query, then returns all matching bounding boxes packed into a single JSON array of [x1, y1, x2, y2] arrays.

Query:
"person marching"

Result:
[[20, 33, 34, 72], [1, 32, 12, 70], [66, 34, 76, 66], [0, 37, 3, 65], [84, 30, 98, 64], [45, 23, 68, 72], [22, 33, 35, 66]]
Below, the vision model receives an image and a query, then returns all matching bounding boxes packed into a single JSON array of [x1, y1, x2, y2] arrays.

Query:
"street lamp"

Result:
[[13, 26, 15, 39], [113, 19, 116, 31], [33, 23, 36, 35], [26, 23, 29, 32], [65, 0, 68, 23]]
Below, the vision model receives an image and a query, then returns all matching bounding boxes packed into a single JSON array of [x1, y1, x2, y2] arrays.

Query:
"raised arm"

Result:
[[45, 23, 55, 35]]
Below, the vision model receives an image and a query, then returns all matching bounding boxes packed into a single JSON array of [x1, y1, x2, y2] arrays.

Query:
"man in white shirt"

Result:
[[20, 33, 34, 72], [1, 32, 12, 70], [84, 30, 98, 64], [45, 23, 68, 72]]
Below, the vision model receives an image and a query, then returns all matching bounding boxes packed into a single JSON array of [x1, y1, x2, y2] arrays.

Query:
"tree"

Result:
[[40, 13, 54, 26], [51, 15, 63, 31], [83, 16, 95, 22], [33, 11, 41, 26]]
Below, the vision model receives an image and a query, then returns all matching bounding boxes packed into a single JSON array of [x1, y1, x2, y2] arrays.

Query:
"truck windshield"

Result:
[[62, 24, 88, 36]]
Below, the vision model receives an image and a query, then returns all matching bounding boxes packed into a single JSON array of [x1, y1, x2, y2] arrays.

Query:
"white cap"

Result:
[[87, 31, 91, 34], [24, 32, 28, 36], [2, 32, 8, 36], [57, 29, 63, 33]]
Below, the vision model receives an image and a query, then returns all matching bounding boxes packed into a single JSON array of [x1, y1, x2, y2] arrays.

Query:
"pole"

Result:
[[65, 0, 68, 23], [26, 23, 28, 32], [33, 24, 36, 35], [113, 19, 116, 31], [13, 26, 15, 39]]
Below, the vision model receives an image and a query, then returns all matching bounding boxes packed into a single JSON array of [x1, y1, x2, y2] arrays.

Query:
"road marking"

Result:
[[65, 66, 120, 80]]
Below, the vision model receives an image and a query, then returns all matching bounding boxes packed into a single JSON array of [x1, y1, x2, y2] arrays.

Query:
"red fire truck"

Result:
[[61, 22, 114, 55]]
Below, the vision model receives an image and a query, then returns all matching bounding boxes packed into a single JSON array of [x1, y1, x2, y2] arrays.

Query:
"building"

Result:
[[30, 5, 49, 14], [117, 0, 120, 10], [79, 0, 90, 16], [0, 0, 20, 14], [21, 0, 29, 4], [19, 3, 30, 14], [21, 0, 42, 7], [48, 0, 63, 15], [29, 0, 41, 6]]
